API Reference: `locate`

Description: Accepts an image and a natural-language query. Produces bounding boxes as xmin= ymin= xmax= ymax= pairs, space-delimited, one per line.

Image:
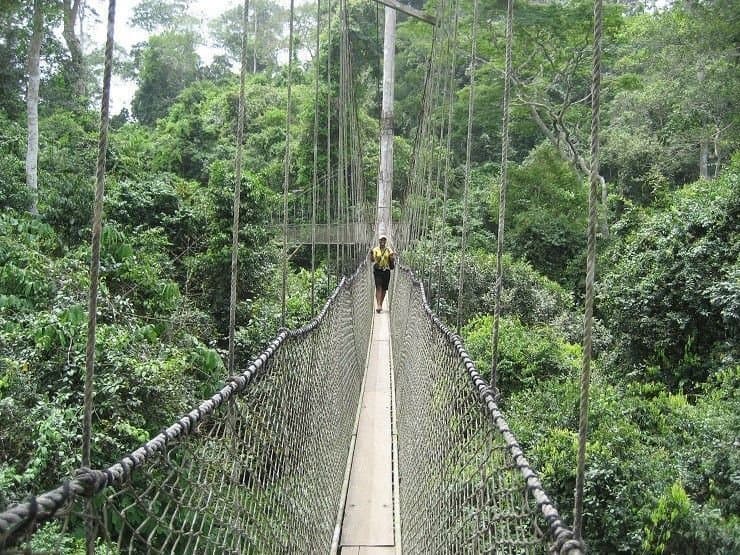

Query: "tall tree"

xmin=25 ymin=0 xmax=43 ymax=215
xmin=495 ymin=0 xmax=623 ymax=232
xmin=208 ymin=0 xmax=286 ymax=74
xmin=0 ymin=1 xmax=32 ymax=119
xmin=129 ymin=0 xmax=197 ymax=33
xmin=131 ymin=31 xmax=201 ymax=125
xmin=62 ymin=0 xmax=85 ymax=97
xmin=603 ymin=0 xmax=740 ymax=195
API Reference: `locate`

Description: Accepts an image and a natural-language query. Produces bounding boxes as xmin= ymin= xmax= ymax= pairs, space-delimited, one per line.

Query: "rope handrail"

xmin=391 ymin=264 xmax=585 ymax=555
xmin=0 ymin=262 xmax=372 ymax=551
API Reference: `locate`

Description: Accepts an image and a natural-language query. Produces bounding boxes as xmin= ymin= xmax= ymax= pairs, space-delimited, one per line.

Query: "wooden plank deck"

xmin=338 ymin=308 xmax=399 ymax=554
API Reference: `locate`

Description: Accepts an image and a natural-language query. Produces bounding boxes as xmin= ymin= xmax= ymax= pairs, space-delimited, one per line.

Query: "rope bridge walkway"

xmin=0 ymin=264 xmax=583 ymax=554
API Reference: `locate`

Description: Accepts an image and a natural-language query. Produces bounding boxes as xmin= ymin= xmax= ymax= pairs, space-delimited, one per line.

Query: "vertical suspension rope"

xmin=456 ymin=0 xmax=478 ymax=330
xmin=83 ymin=1 xmax=115 ymax=552
xmin=228 ymin=0 xmax=250 ymax=373
xmin=436 ymin=0 xmax=459 ymax=314
xmin=491 ymin=0 xmax=514 ymax=395
xmin=574 ymin=0 xmax=603 ymax=540
xmin=83 ymin=0 xmax=115 ymax=473
xmin=339 ymin=0 xmax=350 ymax=274
xmin=326 ymin=0 xmax=333 ymax=289
xmin=311 ymin=0 xmax=321 ymax=316
xmin=282 ymin=0 xmax=296 ymax=327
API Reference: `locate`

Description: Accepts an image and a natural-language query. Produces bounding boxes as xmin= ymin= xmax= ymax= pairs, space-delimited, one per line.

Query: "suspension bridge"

xmin=0 ymin=264 xmax=583 ymax=553
xmin=0 ymin=0 xmax=608 ymax=549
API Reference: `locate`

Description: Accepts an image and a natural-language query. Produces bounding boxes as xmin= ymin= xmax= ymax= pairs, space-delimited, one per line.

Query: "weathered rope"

xmin=435 ymin=0 xmax=459 ymax=314
xmin=491 ymin=0 xmax=514 ymax=396
xmin=574 ymin=0 xmax=602 ymax=540
xmin=82 ymin=0 xmax=115 ymax=474
xmin=228 ymin=0 xmax=250 ymax=373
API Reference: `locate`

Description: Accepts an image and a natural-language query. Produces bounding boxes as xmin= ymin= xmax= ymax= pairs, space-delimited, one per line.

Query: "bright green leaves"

xmin=599 ymin=162 xmax=740 ymax=388
xmin=462 ymin=313 xmax=581 ymax=394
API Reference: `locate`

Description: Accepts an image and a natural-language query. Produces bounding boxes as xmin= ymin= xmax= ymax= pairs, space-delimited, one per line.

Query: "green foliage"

xmin=605 ymin=3 xmax=740 ymax=192
xmin=491 ymin=142 xmax=589 ymax=289
xmin=506 ymin=366 xmax=740 ymax=554
xmin=0 ymin=213 xmax=59 ymax=309
xmin=208 ymin=0 xmax=287 ymax=74
xmin=132 ymin=31 xmax=202 ymax=125
xmin=643 ymin=481 xmax=692 ymax=554
xmin=404 ymin=235 xmax=581 ymax=335
xmin=599 ymin=162 xmax=740 ymax=388
xmin=462 ymin=314 xmax=581 ymax=394
xmin=0 ymin=112 xmax=28 ymax=211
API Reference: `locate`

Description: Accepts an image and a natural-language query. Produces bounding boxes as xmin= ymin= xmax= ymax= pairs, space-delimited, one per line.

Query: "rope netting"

xmin=390 ymin=267 xmax=584 ymax=555
xmin=0 ymin=264 xmax=373 ymax=553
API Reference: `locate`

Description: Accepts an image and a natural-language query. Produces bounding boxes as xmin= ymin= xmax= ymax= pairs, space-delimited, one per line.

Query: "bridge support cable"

xmin=491 ymin=0 xmax=514 ymax=397
xmin=310 ymin=0 xmax=320 ymax=316
xmin=228 ymin=0 xmax=250 ymax=373
xmin=391 ymin=266 xmax=585 ymax=554
xmin=376 ymin=6 xmax=396 ymax=243
xmin=574 ymin=0 xmax=603 ymax=541
xmin=281 ymin=0 xmax=296 ymax=328
xmin=326 ymin=0 xmax=332 ymax=291
xmin=455 ymin=0 xmax=479 ymax=331
xmin=0 ymin=265 xmax=375 ymax=553
xmin=81 ymin=2 xmax=116 ymax=552
xmin=434 ymin=0 xmax=460 ymax=314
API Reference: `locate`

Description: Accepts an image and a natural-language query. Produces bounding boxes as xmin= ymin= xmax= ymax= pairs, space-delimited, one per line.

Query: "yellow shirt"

xmin=372 ymin=246 xmax=394 ymax=270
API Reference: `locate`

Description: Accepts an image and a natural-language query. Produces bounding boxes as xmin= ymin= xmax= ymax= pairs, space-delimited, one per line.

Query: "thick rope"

xmin=228 ymin=0 xmax=250 ymax=373
xmin=281 ymin=0 xmax=296 ymax=327
xmin=456 ymin=0 xmax=478 ymax=330
xmin=82 ymin=2 xmax=115 ymax=551
xmin=574 ymin=0 xmax=603 ymax=540
xmin=491 ymin=0 xmax=514 ymax=396
xmin=83 ymin=0 xmax=115 ymax=472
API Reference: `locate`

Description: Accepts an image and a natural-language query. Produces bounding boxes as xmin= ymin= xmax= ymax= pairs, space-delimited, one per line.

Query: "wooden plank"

xmin=340 ymin=312 xmax=395 ymax=547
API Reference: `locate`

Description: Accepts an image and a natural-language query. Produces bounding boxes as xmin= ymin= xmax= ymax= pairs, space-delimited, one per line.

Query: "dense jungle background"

xmin=0 ymin=0 xmax=738 ymax=552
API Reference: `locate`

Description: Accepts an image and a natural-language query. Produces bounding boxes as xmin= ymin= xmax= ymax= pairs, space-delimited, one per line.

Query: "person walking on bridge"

xmin=370 ymin=235 xmax=395 ymax=313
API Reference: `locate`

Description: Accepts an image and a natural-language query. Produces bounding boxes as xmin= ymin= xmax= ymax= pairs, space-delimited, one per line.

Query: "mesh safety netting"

xmin=390 ymin=267 xmax=582 ymax=555
xmin=0 ymin=264 xmax=373 ymax=554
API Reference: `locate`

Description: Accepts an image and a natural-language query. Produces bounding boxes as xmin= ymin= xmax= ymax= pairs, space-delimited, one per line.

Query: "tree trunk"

xmin=252 ymin=5 xmax=258 ymax=73
xmin=527 ymin=103 xmax=609 ymax=237
xmin=377 ymin=7 xmax=396 ymax=241
xmin=699 ymin=138 xmax=709 ymax=179
xmin=63 ymin=0 xmax=85 ymax=98
xmin=26 ymin=0 xmax=43 ymax=216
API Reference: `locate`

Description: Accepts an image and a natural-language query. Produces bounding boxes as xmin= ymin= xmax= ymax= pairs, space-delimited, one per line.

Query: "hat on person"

xmin=379 ymin=234 xmax=387 ymax=240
